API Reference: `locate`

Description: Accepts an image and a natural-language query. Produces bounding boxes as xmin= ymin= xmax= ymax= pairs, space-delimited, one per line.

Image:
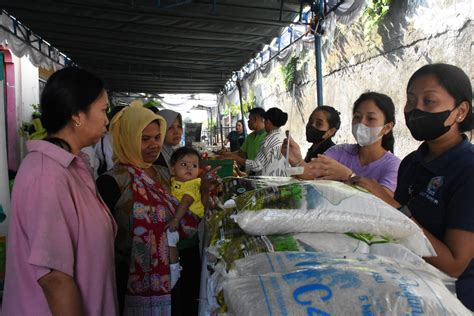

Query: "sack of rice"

xmin=232 ymin=180 xmax=431 ymax=249
xmin=293 ymin=233 xmax=433 ymax=265
xmin=224 ymin=252 xmax=467 ymax=316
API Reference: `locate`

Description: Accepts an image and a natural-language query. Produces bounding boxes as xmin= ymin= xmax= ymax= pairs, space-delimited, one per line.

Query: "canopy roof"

xmin=2 ymin=0 xmax=303 ymax=94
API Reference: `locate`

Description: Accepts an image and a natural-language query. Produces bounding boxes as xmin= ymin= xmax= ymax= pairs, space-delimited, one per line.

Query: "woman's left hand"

xmin=201 ymin=165 xmax=221 ymax=192
xmin=306 ymin=155 xmax=352 ymax=180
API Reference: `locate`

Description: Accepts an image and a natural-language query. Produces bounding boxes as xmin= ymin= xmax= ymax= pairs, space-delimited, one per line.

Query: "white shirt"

xmin=245 ymin=128 xmax=288 ymax=176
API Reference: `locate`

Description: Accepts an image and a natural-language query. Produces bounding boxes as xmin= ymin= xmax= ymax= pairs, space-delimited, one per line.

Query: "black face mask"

xmin=405 ymin=108 xmax=454 ymax=141
xmin=306 ymin=125 xmax=327 ymax=143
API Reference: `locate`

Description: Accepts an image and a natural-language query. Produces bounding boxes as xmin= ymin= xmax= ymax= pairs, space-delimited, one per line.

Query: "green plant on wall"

xmin=143 ymin=99 xmax=162 ymax=109
xmin=223 ymin=102 xmax=241 ymax=116
xmin=241 ymin=91 xmax=256 ymax=113
xmin=223 ymin=91 xmax=256 ymax=117
xmin=363 ymin=0 xmax=391 ymax=39
xmin=31 ymin=103 xmax=42 ymax=118
xmin=19 ymin=103 xmax=46 ymax=140
xmin=281 ymin=56 xmax=300 ymax=91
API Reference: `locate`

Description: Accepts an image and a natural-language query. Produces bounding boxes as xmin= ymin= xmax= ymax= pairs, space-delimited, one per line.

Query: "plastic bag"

xmin=232 ymin=180 xmax=430 ymax=243
xmin=294 ymin=232 xmax=435 ymax=262
xmin=218 ymin=234 xmax=300 ymax=268
xmin=224 ymin=252 xmax=468 ymax=316
xmin=232 ymin=252 xmax=447 ymax=280
xmin=206 ymin=207 xmax=244 ymax=247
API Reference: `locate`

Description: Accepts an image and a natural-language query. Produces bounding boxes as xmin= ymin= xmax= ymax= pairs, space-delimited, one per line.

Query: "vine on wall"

xmin=281 ymin=56 xmax=300 ymax=91
xmin=19 ymin=104 xmax=46 ymax=140
xmin=363 ymin=0 xmax=392 ymax=38
xmin=223 ymin=91 xmax=256 ymax=117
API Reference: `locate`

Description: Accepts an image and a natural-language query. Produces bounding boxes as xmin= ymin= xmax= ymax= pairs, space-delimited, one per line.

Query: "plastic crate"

xmin=201 ymin=159 xmax=234 ymax=178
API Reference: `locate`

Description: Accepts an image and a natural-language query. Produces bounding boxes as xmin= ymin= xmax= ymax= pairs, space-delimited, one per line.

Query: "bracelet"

xmin=347 ymin=172 xmax=356 ymax=180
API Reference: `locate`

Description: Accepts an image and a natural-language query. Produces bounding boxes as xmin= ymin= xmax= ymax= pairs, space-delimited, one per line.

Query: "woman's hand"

xmin=281 ymin=136 xmax=303 ymax=166
xmin=305 ymin=155 xmax=352 ymax=180
xmin=201 ymin=166 xmax=221 ymax=193
xmin=218 ymin=152 xmax=237 ymax=160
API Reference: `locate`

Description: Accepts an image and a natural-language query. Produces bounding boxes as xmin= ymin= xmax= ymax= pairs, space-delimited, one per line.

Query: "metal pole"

xmin=217 ymin=96 xmax=224 ymax=148
xmin=208 ymin=107 xmax=212 ymax=145
xmin=314 ymin=0 xmax=324 ymax=107
xmin=236 ymin=81 xmax=247 ymax=137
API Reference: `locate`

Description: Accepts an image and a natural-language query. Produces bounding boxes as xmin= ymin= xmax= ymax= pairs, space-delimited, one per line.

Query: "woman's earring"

xmin=75 ymin=121 xmax=81 ymax=127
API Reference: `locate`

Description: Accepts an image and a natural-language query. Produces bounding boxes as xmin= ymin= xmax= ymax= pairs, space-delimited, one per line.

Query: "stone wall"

xmin=230 ymin=0 xmax=473 ymax=158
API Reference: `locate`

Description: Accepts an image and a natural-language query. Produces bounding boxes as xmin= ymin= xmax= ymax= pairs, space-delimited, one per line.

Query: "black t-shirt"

xmin=227 ymin=131 xmax=245 ymax=152
xmin=304 ymin=138 xmax=335 ymax=162
xmin=394 ymin=136 xmax=474 ymax=310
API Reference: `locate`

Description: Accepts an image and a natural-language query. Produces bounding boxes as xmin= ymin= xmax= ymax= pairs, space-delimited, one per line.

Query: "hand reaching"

xmin=201 ymin=165 xmax=221 ymax=192
xmin=305 ymin=155 xmax=352 ymax=181
xmin=281 ymin=136 xmax=303 ymax=166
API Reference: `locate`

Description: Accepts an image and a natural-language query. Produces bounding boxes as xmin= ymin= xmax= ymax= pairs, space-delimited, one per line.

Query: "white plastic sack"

xmin=232 ymin=180 xmax=429 ymax=242
xmin=232 ymin=252 xmax=448 ymax=281
xmin=224 ymin=252 xmax=468 ymax=316
xmin=294 ymin=232 xmax=435 ymax=263
xmin=295 ymin=232 xmax=370 ymax=253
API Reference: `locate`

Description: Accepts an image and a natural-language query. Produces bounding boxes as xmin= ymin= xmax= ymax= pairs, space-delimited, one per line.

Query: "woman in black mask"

xmin=303 ymin=106 xmax=341 ymax=162
xmin=355 ymin=63 xmax=474 ymax=311
xmin=282 ymin=106 xmax=340 ymax=164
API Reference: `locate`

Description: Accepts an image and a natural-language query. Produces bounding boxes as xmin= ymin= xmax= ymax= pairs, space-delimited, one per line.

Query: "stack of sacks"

xmin=227 ymin=178 xmax=434 ymax=259
xmin=204 ymin=177 xmax=452 ymax=314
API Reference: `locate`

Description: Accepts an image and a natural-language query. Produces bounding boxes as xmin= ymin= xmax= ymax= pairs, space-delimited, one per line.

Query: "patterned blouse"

xmin=245 ymin=128 xmax=288 ymax=176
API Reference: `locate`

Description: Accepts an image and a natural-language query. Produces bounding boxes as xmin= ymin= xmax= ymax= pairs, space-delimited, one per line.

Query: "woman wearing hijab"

xmin=96 ymin=105 xmax=176 ymax=315
xmin=155 ymin=109 xmax=183 ymax=170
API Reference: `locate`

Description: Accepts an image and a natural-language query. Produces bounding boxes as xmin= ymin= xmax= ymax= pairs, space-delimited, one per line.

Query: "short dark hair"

xmin=41 ymin=67 xmax=104 ymax=134
xmin=248 ymin=107 xmax=265 ymax=118
xmin=170 ymin=146 xmax=201 ymax=166
xmin=353 ymin=92 xmax=396 ymax=153
xmin=407 ymin=63 xmax=472 ymax=132
xmin=312 ymin=105 xmax=341 ymax=130
xmin=264 ymin=107 xmax=288 ymax=127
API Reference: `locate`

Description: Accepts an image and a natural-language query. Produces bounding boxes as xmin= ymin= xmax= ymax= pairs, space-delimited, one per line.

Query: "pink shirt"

xmin=2 ymin=140 xmax=118 ymax=316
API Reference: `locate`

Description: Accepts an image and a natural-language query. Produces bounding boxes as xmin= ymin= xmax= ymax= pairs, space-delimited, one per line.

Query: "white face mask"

xmin=352 ymin=123 xmax=384 ymax=147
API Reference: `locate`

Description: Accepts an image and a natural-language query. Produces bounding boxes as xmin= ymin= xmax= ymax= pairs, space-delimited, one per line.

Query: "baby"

xmin=166 ymin=147 xmax=208 ymax=288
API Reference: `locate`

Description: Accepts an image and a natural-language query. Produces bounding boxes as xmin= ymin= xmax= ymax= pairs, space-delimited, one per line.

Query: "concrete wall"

xmin=13 ymin=54 xmax=40 ymax=161
xmin=233 ymin=0 xmax=473 ymax=158
xmin=0 ymin=52 xmax=39 ymax=235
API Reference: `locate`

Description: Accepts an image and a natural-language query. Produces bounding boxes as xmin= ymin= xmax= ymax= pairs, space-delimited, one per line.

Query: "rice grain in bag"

xmin=233 ymin=180 xmax=426 ymax=241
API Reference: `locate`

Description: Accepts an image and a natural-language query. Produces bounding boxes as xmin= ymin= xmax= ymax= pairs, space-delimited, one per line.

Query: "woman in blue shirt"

xmin=355 ymin=63 xmax=474 ymax=310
